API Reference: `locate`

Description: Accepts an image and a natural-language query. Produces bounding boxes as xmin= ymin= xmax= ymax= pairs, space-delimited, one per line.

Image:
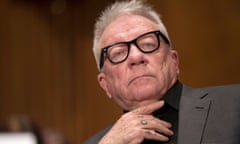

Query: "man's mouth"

xmin=128 ymin=75 xmax=152 ymax=86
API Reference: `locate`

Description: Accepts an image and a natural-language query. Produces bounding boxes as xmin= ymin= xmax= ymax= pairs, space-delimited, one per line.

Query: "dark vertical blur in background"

xmin=0 ymin=0 xmax=239 ymax=143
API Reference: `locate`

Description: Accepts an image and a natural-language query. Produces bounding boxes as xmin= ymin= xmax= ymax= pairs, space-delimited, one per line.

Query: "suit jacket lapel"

xmin=178 ymin=85 xmax=211 ymax=144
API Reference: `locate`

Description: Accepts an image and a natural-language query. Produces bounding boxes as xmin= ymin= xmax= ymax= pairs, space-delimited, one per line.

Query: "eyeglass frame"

xmin=99 ymin=30 xmax=170 ymax=69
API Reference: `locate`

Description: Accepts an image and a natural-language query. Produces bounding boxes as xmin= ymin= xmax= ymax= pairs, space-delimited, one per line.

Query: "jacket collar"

xmin=178 ymin=84 xmax=211 ymax=144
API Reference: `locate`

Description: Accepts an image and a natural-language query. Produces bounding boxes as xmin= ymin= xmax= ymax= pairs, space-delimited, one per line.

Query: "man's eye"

xmin=141 ymin=43 xmax=156 ymax=50
xmin=109 ymin=47 xmax=128 ymax=61
xmin=112 ymin=51 xmax=124 ymax=57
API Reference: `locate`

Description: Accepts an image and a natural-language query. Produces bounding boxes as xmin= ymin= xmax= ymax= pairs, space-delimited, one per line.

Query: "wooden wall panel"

xmin=0 ymin=0 xmax=239 ymax=143
xmin=151 ymin=0 xmax=240 ymax=86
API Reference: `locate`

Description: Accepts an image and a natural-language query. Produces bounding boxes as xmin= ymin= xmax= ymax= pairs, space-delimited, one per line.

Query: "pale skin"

xmin=99 ymin=101 xmax=173 ymax=144
xmin=97 ymin=14 xmax=180 ymax=143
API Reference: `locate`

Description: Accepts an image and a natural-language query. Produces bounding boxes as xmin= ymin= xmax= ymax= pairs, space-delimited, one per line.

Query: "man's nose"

xmin=127 ymin=45 xmax=146 ymax=67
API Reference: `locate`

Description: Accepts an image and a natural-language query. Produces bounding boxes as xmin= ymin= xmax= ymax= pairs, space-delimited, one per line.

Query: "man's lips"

xmin=128 ymin=75 xmax=152 ymax=86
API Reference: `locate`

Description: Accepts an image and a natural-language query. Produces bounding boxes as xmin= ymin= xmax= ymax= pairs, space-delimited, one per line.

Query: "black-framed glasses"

xmin=99 ymin=30 xmax=170 ymax=69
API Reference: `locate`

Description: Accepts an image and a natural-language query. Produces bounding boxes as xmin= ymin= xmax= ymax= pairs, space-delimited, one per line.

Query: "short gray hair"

xmin=93 ymin=0 xmax=171 ymax=70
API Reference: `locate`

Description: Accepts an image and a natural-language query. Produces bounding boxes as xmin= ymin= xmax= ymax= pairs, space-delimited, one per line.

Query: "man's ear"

xmin=97 ymin=73 xmax=112 ymax=99
xmin=171 ymin=50 xmax=180 ymax=75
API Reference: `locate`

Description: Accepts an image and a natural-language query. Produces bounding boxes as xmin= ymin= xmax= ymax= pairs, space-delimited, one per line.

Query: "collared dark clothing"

xmin=142 ymin=80 xmax=182 ymax=144
xmin=84 ymin=83 xmax=240 ymax=144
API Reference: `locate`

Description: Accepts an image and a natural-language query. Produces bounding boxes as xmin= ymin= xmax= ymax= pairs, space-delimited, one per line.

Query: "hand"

xmin=98 ymin=101 xmax=174 ymax=144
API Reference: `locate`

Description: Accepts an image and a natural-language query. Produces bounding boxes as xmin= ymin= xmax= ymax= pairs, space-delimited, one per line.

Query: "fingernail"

xmin=159 ymin=100 xmax=164 ymax=105
xmin=170 ymin=130 xmax=174 ymax=136
xmin=167 ymin=122 xmax=172 ymax=128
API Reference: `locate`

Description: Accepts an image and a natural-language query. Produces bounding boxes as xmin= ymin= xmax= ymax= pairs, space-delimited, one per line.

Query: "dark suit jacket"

xmin=84 ymin=84 xmax=240 ymax=144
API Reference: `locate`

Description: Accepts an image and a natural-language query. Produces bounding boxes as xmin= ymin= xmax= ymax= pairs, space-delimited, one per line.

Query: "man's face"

xmin=97 ymin=14 xmax=179 ymax=111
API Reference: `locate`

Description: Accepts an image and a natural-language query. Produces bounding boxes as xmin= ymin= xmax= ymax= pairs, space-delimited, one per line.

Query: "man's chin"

xmin=131 ymin=86 xmax=161 ymax=99
xmin=128 ymin=99 xmax=160 ymax=111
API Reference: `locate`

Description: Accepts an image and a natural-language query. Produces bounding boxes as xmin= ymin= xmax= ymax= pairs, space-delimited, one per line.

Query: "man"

xmin=84 ymin=0 xmax=240 ymax=143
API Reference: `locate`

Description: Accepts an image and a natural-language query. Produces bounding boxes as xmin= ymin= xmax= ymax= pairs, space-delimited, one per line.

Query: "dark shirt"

xmin=142 ymin=80 xmax=182 ymax=144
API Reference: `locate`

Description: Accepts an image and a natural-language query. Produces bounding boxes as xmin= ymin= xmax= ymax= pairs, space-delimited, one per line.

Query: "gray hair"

xmin=93 ymin=0 xmax=171 ymax=70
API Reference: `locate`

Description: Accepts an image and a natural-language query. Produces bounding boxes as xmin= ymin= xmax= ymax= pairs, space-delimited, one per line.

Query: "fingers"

xmin=130 ymin=100 xmax=174 ymax=138
xmin=143 ymin=129 xmax=170 ymax=142
xmin=99 ymin=101 xmax=173 ymax=143
xmin=131 ymin=100 xmax=165 ymax=115
xmin=138 ymin=115 xmax=173 ymax=137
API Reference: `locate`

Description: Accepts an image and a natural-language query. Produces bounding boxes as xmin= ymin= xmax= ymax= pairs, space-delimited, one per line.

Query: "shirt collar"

xmin=162 ymin=80 xmax=182 ymax=111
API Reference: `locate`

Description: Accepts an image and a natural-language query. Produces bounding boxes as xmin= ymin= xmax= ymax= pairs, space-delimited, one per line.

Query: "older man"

xmin=84 ymin=0 xmax=240 ymax=144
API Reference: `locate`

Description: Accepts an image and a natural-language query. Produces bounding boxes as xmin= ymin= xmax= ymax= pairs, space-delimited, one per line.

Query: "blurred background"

xmin=0 ymin=0 xmax=240 ymax=143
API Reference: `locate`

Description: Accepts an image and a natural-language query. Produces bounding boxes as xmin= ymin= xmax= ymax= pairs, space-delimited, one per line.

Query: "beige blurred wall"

xmin=0 ymin=0 xmax=239 ymax=143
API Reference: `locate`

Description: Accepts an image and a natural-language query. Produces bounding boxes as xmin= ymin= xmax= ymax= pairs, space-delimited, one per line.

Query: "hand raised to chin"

xmin=99 ymin=101 xmax=174 ymax=144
